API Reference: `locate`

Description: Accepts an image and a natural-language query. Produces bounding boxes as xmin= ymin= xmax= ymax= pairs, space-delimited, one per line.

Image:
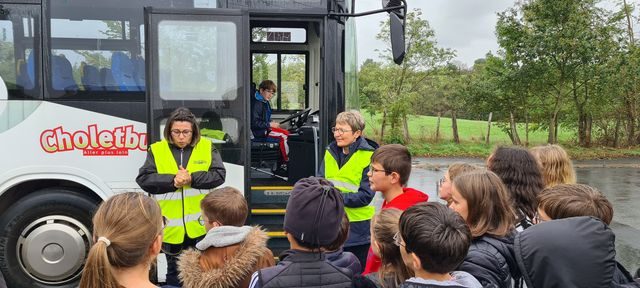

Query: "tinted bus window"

xmin=0 ymin=4 xmax=42 ymax=100
xmin=157 ymin=20 xmax=238 ymax=101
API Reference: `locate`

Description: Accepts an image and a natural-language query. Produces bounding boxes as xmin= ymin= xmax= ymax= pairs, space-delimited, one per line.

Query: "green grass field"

xmin=361 ymin=112 xmax=640 ymax=159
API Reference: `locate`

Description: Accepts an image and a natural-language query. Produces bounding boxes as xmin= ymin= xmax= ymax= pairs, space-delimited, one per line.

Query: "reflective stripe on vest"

xmin=324 ymin=149 xmax=375 ymax=222
xmin=151 ymin=139 xmax=212 ymax=244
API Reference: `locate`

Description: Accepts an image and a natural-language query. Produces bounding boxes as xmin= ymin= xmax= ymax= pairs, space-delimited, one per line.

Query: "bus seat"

xmin=80 ymin=62 xmax=102 ymax=91
xmin=101 ymin=68 xmax=117 ymax=91
xmin=51 ymin=55 xmax=78 ymax=93
xmin=132 ymin=56 xmax=145 ymax=90
xmin=111 ymin=52 xmax=140 ymax=91
xmin=251 ymin=138 xmax=281 ymax=167
xmin=16 ymin=59 xmax=33 ymax=89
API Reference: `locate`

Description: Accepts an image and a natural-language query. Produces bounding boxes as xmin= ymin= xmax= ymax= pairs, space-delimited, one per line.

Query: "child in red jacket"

xmin=363 ymin=144 xmax=428 ymax=274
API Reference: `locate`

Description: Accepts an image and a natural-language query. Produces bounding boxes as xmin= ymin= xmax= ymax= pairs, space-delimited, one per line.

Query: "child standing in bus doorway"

xmin=318 ymin=110 xmax=378 ymax=268
xmin=79 ymin=192 xmax=164 ymax=288
xmin=136 ymin=107 xmax=226 ymax=287
xmin=251 ymin=80 xmax=289 ymax=174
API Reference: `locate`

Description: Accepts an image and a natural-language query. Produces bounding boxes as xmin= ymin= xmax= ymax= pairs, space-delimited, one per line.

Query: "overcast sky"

xmin=353 ymin=0 xmax=631 ymax=68
xmin=354 ymin=0 xmax=514 ymax=67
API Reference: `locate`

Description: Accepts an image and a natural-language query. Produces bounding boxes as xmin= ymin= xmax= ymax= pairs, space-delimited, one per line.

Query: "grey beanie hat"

xmin=284 ymin=177 xmax=345 ymax=247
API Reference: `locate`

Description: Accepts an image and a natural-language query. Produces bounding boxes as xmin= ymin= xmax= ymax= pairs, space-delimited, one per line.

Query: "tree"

xmin=496 ymin=0 xmax=624 ymax=145
xmin=373 ymin=9 xmax=454 ymax=144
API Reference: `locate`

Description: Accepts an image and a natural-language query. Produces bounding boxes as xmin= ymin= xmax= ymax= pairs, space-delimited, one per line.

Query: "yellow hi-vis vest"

xmin=324 ymin=149 xmax=375 ymax=222
xmin=151 ymin=139 xmax=212 ymax=244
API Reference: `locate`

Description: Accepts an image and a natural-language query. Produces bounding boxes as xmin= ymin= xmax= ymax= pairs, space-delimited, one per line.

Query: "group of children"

xmin=79 ymin=137 xmax=640 ymax=287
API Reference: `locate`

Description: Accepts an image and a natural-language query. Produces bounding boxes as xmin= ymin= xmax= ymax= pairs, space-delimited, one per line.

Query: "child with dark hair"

xmin=325 ymin=214 xmax=363 ymax=275
xmin=178 ymin=187 xmax=274 ymax=288
xmin=487 ymin=146 xmax=544 ymax=230
xmin=398 ymin=203 xmax=480 ymax=288
xmin=249 ymin=177 xmax=353 ymax=288
xmin=363 ymin=144 xmax=428 ymax=275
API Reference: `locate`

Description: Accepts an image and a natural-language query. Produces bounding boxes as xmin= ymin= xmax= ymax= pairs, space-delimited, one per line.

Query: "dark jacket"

xmin=399 ymin=273 xmax=482 ymax=288
xmin=326 ymin=249 xmax=362 ymax=276
xmin=515 ymin=216 xmax=640 ymax=288
xmin=458 ymin=233 xmax=519 ymax=288
xmin=318 ymin=136 xmax=378 ymax=247
xmin=252 ymin=250 xmax=353 ymax=288
xmin=352 ymin=273 xmax=399 ymax=288
xmin=136 ymin=140 xmax=226 ymax=194
xmin=251 ymin=91 xmax=272 ymax=139
xmin=178 ymin=226 xmax=274 ymax=288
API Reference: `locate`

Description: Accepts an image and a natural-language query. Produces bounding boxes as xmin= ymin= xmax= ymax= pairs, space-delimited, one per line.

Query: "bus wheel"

xmin=0 ymin=188 xmax=97 ymax=288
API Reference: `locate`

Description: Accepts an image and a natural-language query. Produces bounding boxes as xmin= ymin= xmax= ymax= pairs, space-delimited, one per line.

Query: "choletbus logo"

xmin=40 ymin=124 xmax=148 ymax=156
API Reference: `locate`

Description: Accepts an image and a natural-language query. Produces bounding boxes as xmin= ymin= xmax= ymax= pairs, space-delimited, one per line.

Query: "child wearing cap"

xmin=249 ymin=177 xmax=353 ymax=288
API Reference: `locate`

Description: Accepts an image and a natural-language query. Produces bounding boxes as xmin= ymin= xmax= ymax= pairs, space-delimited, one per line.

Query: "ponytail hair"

xmin=80 ymin=192 xmax=163 ymax=288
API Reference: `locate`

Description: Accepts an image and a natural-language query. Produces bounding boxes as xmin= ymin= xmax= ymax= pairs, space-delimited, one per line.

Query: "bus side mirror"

xmin=382 ymin=0 xmax=406 ymax=64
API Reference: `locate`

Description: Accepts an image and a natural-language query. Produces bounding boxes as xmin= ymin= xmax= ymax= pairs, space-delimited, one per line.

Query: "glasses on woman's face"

xmin=393 ymin=231 xmax=405 ymax=247
xmin=171 ymin=129 xmax=192 ymax=137
xmin=331 ymin=127 xmax=353 ymax=135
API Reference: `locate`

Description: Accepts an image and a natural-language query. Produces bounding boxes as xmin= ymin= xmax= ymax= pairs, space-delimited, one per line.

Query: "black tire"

xmin=0 ymin=188 xmax=97 ymax=288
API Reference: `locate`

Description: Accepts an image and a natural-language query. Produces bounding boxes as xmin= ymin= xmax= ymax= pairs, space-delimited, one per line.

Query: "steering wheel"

xmin=279 ymin=108 xmax=312 ymax=131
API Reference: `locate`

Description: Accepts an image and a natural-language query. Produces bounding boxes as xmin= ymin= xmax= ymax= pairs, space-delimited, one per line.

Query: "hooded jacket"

xmin=318 ymin=136 xmax=379 ymax=247
xmin=178 ymin=226 xmax=275 ymax=288
xmin=457 ymin=233 xmax=519 ymax=288
xmin=363 ymin=187 xmax=429 ymax=275
xmin=326 ymin=248 xmax=363 ymax=276
xmin=514 ymin=216 xmax=640 ymax=288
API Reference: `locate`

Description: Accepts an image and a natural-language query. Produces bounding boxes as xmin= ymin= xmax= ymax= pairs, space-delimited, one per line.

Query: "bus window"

xmin=252 ymin=52 xmax=307 ymax=111
xmin=51 ymin=19 xmax=129 ymax=39
xmin=157 ymin=20 xmax=238 ymax=101
xmin=0 ymin=4 xmax=42 ymax=100
xmin=281 ymin=54 xmax=307 ymax=110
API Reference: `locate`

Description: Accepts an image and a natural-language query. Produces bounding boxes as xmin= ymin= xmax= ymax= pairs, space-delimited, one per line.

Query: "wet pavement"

xmin=408 ymin=157 xmax=640 ymax=273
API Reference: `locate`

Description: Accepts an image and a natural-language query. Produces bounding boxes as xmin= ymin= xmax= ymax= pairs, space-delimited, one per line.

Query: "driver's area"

xmin=248 ymin=20 xmax=322 ymax=255
xmin=249 ymin=21 xmax=321 ymax=186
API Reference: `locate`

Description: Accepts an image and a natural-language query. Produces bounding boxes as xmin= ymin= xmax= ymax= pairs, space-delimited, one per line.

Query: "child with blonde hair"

xmin=80 ymin=192 xmax=164 ymax=288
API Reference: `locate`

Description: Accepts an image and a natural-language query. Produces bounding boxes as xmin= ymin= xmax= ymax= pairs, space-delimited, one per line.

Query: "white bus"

xmin=0 ymin=0 xmax=406 ymax=287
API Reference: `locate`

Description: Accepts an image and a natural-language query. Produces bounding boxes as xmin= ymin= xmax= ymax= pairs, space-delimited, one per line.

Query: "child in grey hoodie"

xmin=398 ymin=203 xmax=481 ymax=288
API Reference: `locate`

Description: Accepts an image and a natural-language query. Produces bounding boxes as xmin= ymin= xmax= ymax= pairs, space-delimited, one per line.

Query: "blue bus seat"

xmin=101 ymin=68 xmax=117 ymax=91
xmin=111 ymin=52 xmax=140 ymax=91
xmin=51 ymin=55 xmax=78 ymax=93
xmin=16 ymin=59 xmax=33 ymax=89
xmin=132 ymin=56 xmax=145 ymax=90
xmin=80 ymin=62 xmax=102 ymax=91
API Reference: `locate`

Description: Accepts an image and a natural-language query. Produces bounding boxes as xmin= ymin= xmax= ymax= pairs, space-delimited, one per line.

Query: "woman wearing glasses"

xmin=136 ymin=107 xmax=226 ymax=287
xmin=318 ymin=110 xmax=378 ymax=267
